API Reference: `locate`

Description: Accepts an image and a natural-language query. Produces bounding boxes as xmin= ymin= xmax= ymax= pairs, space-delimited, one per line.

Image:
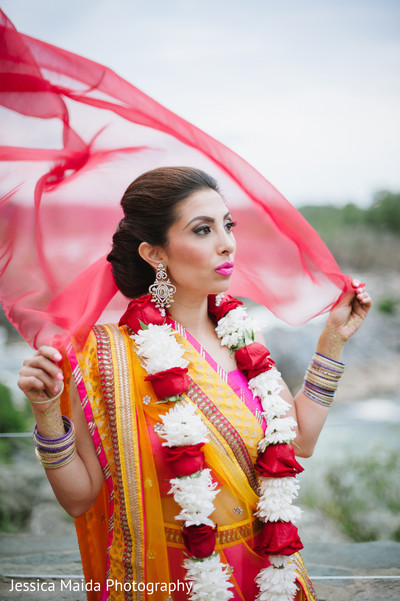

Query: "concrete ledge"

xmin=302 ymin=541 xmax=400 ymax=601
xmin=1 ymin=535 xmax=400 ymax=600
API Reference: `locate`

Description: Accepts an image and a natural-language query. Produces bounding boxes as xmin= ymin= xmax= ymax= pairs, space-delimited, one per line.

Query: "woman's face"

xmin=162 ymin=188 xmax=236 ymax=299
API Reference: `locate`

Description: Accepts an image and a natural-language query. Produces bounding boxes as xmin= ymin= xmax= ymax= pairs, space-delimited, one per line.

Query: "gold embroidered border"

xmin=94 ymin=325 xmax=132 ymax=592
xmin=94 ymin=325 xmax=136 ymax=600
xmin=107 ymin=324 xmax=146 ymax=601
xmin=186 ymin=379 xmax=260 ymax=494
xmin=292 ymin=553 xmax=319 ymax=601
xmin=165 ymin=518 xmax=263 ymax=547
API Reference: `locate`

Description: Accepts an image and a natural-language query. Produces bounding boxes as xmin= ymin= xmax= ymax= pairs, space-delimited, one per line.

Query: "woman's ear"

xmin=138 ymin=242 xmax=167 ymax=270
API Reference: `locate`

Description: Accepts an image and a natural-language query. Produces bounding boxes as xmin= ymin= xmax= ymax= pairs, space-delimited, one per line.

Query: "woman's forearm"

xmin=290 ymin=328 xmax=346 ymax=457
xmin=292 ymin=390 xmax=330 ymax=457
xmin=31 ymin=394 xmax=104 ymax=517
xmin=316 ymin=324 xmax=346 ymax=362
xmin=19 ymin=346 xmax=105 ymax=517
xmin=44 ymin=449 xmax=104 ymax=518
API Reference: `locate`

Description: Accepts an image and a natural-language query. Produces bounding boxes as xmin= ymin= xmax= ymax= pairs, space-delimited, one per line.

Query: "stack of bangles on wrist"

xmin=33 ymin=416 xmax=76 ymax=469
xmin=302 ymin=352 xmax=345 ymax=407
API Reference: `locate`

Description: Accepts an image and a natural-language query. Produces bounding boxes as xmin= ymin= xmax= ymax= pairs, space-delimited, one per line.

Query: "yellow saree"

xmin=64 ymin=323 xmax=317 ymax=601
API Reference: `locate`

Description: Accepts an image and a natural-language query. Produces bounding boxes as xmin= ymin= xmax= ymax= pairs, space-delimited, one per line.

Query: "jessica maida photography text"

xmin=8 ymin=577 xmax=193 ymax=596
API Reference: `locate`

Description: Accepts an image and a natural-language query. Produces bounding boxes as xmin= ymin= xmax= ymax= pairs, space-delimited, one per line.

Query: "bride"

xmin=18 ymin=166 xmax=371 ymax=601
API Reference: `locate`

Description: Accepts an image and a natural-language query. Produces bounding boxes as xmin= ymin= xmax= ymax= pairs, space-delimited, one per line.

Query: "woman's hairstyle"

xmin=107 ymin=166 xmax=220 ymax=298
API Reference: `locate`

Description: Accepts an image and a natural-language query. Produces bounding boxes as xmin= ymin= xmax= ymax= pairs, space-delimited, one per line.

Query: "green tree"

xmin=342 ymin=202 xmax=364 ymax=226
xmin=0 ymin=382 xmax=32 ymax=462
xmin=0 ymin=382 xmax=27 ymax=433
xmin=367 ymin=191 xmax=400 ymax=233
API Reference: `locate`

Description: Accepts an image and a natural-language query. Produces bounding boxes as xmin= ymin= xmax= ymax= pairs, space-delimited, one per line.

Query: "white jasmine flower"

xmin=255 ymin=561 xmax=298 ymax=601
xmin=184 ymin=554 xmax=234 ymax=601
xmin=258 ymin=417 xmax=297 ymax=451
xmin=219 ymin=329 xmax=242 ymax=349
xmin=260 ymin=393 xmax=291 ymax=421
xmin=256 ymin=477 xmax=302 ymax=523
xmin=169 ymin=469 xmax=219 ymax=526
xmin=132 ymin=323 xmax=189 ymax=374
xmin=268 ymin=555 xmax=289 ymax=568
xmin=158 ymin=402 xmax=209 ymax=447
xmin=248 ymin=369 xmax=283 ymax=397
xmin=249 ymin=371 xmax=291 ymax=420
xmin=215 ymin=307 xmax=258 ymax=349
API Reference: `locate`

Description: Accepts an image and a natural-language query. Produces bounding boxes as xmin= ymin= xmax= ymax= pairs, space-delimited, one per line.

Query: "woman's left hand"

xmin=325 ymin=279 xmax=372 ymax=343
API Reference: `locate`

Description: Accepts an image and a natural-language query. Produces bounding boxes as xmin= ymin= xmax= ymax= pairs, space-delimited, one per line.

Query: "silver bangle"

xmin=30 ymin=382 xmax=65 ymax=405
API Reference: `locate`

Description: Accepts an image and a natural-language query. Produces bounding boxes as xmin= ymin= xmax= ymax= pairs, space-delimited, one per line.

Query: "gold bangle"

xmin=36 ymin=447 xmax=76 ymax=470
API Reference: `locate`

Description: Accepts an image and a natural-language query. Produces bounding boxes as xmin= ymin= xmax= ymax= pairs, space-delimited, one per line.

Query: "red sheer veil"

xmin=0 ymin=11 xmax=352 ymax=349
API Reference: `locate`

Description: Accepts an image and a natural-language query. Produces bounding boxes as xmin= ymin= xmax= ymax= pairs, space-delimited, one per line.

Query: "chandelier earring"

xmin=148 ymin=263 xmax=176 ymax=317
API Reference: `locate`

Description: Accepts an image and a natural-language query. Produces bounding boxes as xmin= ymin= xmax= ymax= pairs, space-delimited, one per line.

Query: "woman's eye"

xmin=193 ymin=225 xmax=211 ymax=235
xmin=225 ymin=220 xmax=237 ymax=232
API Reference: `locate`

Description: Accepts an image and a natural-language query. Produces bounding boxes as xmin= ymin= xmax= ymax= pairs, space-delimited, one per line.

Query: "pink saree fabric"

xmin=0 ymin=10 xmax=352 ymax=348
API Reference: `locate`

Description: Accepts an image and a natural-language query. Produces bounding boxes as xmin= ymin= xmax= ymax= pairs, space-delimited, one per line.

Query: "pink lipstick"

xmin=215 ymin=261 xmax=234 ymax=277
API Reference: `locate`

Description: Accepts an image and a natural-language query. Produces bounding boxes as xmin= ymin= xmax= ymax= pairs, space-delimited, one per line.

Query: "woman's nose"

xmin=218 ymin=228 xmax=236 ymax=256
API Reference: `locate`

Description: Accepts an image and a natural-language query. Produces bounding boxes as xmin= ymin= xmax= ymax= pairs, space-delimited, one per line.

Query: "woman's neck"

xmin=168 ymin=293 xmax=214 ymax=340
xmin=168 ymin=291 xmax=238 ymax=372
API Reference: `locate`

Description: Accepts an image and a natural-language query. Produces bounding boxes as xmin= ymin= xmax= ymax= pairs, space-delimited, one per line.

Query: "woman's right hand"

xmin=18 ymin=346 xmax=64 ymax=409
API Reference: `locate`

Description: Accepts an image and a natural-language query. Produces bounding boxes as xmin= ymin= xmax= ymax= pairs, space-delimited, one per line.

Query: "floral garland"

xmin=120 ymin=293 xmax=304 ymax=601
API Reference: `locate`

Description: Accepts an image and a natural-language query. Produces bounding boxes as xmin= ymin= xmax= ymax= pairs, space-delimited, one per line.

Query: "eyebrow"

xmin=184 ymin=211 xmax=232 ymax=229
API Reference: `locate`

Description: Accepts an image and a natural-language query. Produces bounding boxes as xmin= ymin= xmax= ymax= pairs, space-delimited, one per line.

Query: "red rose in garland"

xmin=163 ymin=443 xmax=206 ymax=476
xmin=255 ymin=521 xmax=304 ymax=557
xmin=145 ymin=366 xmax=189 ymax=400
xmin=208 ymin=294 xmax=243 ymax=322
xmin=119 ymin=293 xmax=165 ymax=331
xmin=256 ymin=444 xmax=304 ymax=478
xmin=235 ymin=342 xmax=276 ymax=380
xmin=182 ymin=524 xmax=218 ymax=559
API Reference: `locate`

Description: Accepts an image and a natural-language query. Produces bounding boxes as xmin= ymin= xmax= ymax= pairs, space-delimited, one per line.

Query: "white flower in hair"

xmin=255 ymin=559 xmax=298 ymax=601
xmin=132 ymin=323 xmax=189 ymax=374
xmin=183 ymin=554 xmax=235 ymax=601
xmin=258 ymin=417 xmax=297 ymax=451
xmin=169 ymin=469 xmax=219 ymax=526
xmin=256 ymin=477 xmax=302 ymax=523
xmin=157 ymin=402 xmax=209 ymax=447
xmin=215 ymin=307 xmax=258 ymax=349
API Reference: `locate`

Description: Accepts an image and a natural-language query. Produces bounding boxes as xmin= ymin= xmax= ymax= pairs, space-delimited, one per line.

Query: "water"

xmin=309 ymin=396 xmax=400 ymax=463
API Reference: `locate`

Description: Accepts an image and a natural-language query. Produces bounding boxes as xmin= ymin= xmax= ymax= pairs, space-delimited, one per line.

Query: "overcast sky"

xmin=2 ymin=0 xmax=400 ymax=207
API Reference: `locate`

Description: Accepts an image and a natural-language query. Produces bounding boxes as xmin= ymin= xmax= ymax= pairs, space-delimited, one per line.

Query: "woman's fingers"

xmin=352 ymin=279 xmax=371 ymax=306
xmin=357 ymin=291 xmax=371 ymax=305
xmin=19 ymin=365 xmax=62 ymax=395
xmin=33 ymin=345 xmax=62 ymax=365
xmin=18 ymin=346 xmax=64 ymax=400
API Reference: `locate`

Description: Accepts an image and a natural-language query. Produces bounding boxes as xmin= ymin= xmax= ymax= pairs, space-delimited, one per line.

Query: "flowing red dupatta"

xmin=0 ymin=10 xmax=352 ymax=350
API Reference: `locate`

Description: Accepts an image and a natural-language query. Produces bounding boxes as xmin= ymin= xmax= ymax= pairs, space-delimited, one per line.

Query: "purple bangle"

xmin=33 ymin=416 xmax=73 ymax=444
xmin=34 ymin=440 xmax=74 ymax=453
xmin=315 ymin=352 xmax=345 ymax=367
xmin=304 ymin=382 xmax=335 ymax=396
xmin=313 ymin=361 xmax=343 ymax=374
